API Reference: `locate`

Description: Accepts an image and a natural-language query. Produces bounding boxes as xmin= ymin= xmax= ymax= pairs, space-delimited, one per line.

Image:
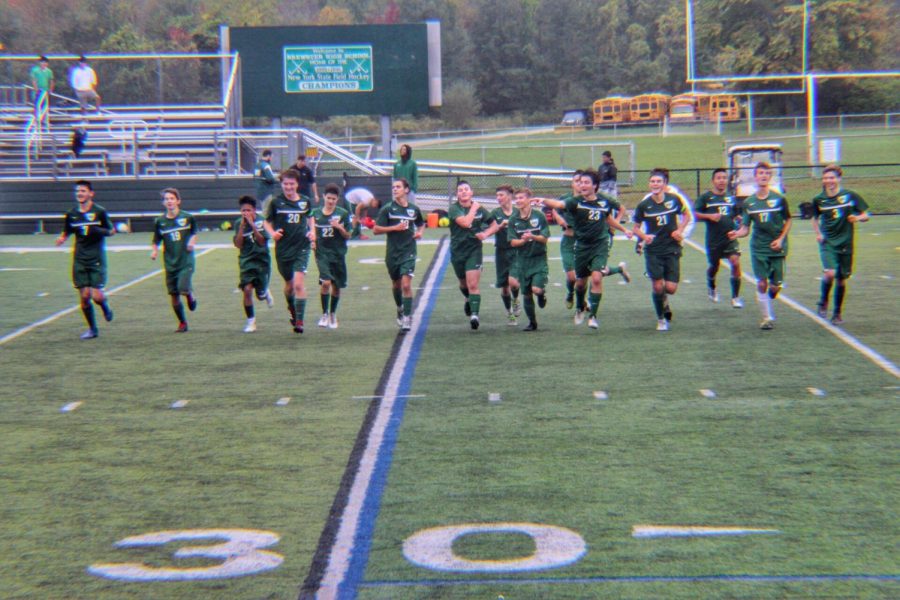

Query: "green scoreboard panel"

xmin=230 ymin=24 xmax=431 ymax=118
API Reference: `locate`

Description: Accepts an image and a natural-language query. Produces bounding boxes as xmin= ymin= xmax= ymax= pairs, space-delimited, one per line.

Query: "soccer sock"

xmin=174 ymin=302 xmax=187 ymax=324
xmin=606 ymin=265 xmax=622 ymax=276
xmin=707 ymin=266 xmax=718 ymax=290
xmin=730 ymin=277 xmax=741 ymax=298
xmin=575 ymin=287 xmax=586 ymax=311
xmin=244 ymin=304 xmax=254 ymax=319
xmin=392 ymin=287 xmax=403 ymax=309
xmin=757 ymin=291 xmax=772 ymax=320
xmin=834 ymin=283 xmax=846 ymax=314
xmin=565 ymin=279 xmax=575 ymax=297
xmin=588 ymin=292 xmax=602 ymax=317
xmin=536 ymin=291 xmax=546 ymax=308
xmin=293 ymin=298 xmax=306 ymax=322
xmin=459 ymin=287 xmax=470 ymax=299
xmin=330 ymin=295 xmax=340 ymax=314
xmin=469 ymin=293 xmax=481 ymax=315
xmin=81 ymin=302 xmax=97 ymax=331
xmin=819 ymin=279 xmax=833 ymax=308
xmin=287 ymin=295 xmax=296 ymax=318
xmin=501 ymin=292 xmax=512 ymax=312
xmin=320 ymin=293 xmax=330 ymax=313
xmin=402 ymin=296 xmax=413 ymax=317
xmin=652 ymin=292 xmax=665 ymax=319
xmin=768 ymin=288 xmax=779 ymax=300
xmin=511 ymin=287 xmax=520 ymax=301
xmin=523 ymin=293 xmax=536 ymax=324
xmin=351 ymin=222 xmax=362 ymax=237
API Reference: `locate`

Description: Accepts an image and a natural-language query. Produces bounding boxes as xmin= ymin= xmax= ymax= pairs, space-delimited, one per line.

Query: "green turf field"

xmin=0 ymin=217 xmax=897 ymax=599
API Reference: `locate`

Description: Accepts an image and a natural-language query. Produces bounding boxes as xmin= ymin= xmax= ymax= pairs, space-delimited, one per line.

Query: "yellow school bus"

xmin=668 ymin=92 xmax=710 ymax=122
xmin=709 ymin=94 xmax=740 ymax=121
xmin=628 ymin=93 xmax=671 ymax=123
xmin=592 ymin=96 xmax=630 ymax=124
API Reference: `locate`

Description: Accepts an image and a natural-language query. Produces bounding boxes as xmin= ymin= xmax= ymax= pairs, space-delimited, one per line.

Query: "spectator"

xmin=598 ymin=150 xmax=618 ymax=198
xmin=70 ymin=55 xmax=101 ymax=114
xmin=253 ymin=150 xmax=277 ymax=208
xmin=392 ymin=144 xmax=419 ymax=201
xmin=293 ymin=155 xmax=319 ymax=206
xmin=29 ymin=55 xmax=54 ymax=118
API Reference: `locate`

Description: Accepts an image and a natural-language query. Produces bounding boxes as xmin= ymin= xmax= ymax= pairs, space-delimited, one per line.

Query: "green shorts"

xmin=560 ymin=234 xmax=576 ymax=273
xmin=644 ymin=249 xmax=681 ymax=283
xmin=276 ymin=247 xmax=311 ymax=281
xmin=495 ymin=246 xmax=514 ymax=287
xmin=819 ymin=244 xmax=853 ymax=279
xmin=707 ymin=240 xmax=740 ymax=266
xmin=519 ymin=261 xmax=549 ymax=291
xmin=72 ymin=258 xmax=107 ymax=289
xmin=574 ymin=244 xmax=610 ymax=279
xmin=316 ymin=253 xmax=348 ymax=289
xmin=386 ymin=254 xmax=417 ymax=281
xmin=166 ymin=265 xmax=194 ymax=295
xmin=751 ymin=253 xmax=786 ymax=286
xmin=451 ymin=246 xmax=483 ymax=280
xmin=239 ymin=258 xmax=271 ymax=291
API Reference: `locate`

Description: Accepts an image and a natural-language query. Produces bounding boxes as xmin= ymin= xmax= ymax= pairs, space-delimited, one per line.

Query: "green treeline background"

xmin=2 ymin=0 xmax=898 ymax=128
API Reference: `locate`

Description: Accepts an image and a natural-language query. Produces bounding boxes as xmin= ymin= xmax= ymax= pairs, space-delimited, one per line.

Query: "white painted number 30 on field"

xmin=87 ymin=529 xmax=283 ymax=581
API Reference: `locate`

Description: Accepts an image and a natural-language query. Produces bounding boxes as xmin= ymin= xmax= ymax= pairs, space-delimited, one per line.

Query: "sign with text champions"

xmin=229 ymin=23 xmax=440 ymax=118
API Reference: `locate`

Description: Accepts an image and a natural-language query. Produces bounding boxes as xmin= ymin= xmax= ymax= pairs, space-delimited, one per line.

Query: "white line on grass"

xmin=317 ymin=240 xmax=450 ymax=600
xmin=60 ymin=401 xmax=83 ymax=413
xmin=684 ymin=239 xmax=900 ymax=380
xmin=0 ymin=248 xmax=216 ymax=347
xmin=632 ymin=525 xmax=780 ymax=538
xmin=350 ymin=394 xmax=427 ymax=400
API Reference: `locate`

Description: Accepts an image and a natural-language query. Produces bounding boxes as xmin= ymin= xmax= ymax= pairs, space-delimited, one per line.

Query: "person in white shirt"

xmin=344 ymin=187 xmax=380 ymax=240
xmin=70 ymin=55 xmax=100 ymax=113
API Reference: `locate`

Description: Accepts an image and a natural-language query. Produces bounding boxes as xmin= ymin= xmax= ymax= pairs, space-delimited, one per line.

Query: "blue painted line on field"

xmin=359 ymin=573 xmax=900 ymax=588
xmin=339 ymin=243 xmax=451 ymax=599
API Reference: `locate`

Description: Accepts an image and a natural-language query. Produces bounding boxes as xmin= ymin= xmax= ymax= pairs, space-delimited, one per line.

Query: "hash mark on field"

xmin=593 ymin=391 xmax=608 ymax=400
xmin=700 ymin=389 xmax=717 ymax=398
xmin=276 ymin=397 xmax=291 ymax=406
xmin=632 ymin=525 xmax=780 ymax=538
xmin=170 ymin=400 xmax=189 ymax=409
xmin=807 ymin=387 xmax=827 ymax=397
xmin=60 ymin=401 xmax=83 ymax=413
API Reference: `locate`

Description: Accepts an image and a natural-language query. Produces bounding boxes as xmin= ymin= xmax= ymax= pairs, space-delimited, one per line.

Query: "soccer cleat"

xmin=565 ymin=294 xmax=574 ymax=310
xmin=618 ymin=262 xmax=631 ymax=283
xmin=574 ymin=310 xmax=585 ymax=325
xmin=400 ymin=315 xmax=412 ymax=332
xmin=759 ymin=319 xmax=775 ymax=330
xmin=522 ymin=322 xmax=538 ymax=331
xmin=101 ymin=304 xmax=114 ymax=322
xmin=328 ymin=314 xmax=339 ymax=329
xmin=318 ymin=313 xmax=329 ymax=328
xmin=816 ymin=303 xmax=827 ymax=318
xmin=264 ymin=289 xmax=274 ymax=308
xmin=175 ymin=322 xmax=189 ymax=333
xmin=731 ymin=297 xmax=744 ymax=309
xmin=464 ymin=301 xmax=472 ymax=316
xmin=396 ymin=307 xmax=404 ymax=327
xmin=80 ymin=328 xmax=99 ymax=340
xmin=512 ymin=300 xmax=521 ymax=317
xmin=588 ymin=316 xmax=599 ymax=329
xmin=470 ymin=315 xmax=480 ymax=330
xmin=243 ymin=319 xmax=257 ymax=333
xmin=507 ymin=312 xmax=517 ymax=326
xmin=293 ymin=319 xmax=304 ymax=334
xmin=663 ymin=302 xmax=673 ymax=322
xmin=187 ymin=295 xmax=198 ymax=312
xmin=830 ymin=314 xmax=844 ymax=326
xmin=708 ymin=288 xmax=720 ymax=303
xmin=537 ymin=294 xmax=547 ymax=309
xmin=656 ymin=319 xmax=669 ymax=331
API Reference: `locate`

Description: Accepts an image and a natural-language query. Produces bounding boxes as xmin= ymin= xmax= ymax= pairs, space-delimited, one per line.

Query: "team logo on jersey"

xmin=665 ymin=201 xmax=674 ymax=209
xmin=85 ymin=213 xmax=95 ymax=221
xmin=530 ymin=218 xmax=539 ymax=227
xmin=299 ymin=202 xmax=308 ymax=210
xmin=177 ymin=217 xmax=187 ymax=226
xmin=407 ymin=209 xmax=415 ymax=217
xmin=767 ymin=200 xmax=778 ymax=208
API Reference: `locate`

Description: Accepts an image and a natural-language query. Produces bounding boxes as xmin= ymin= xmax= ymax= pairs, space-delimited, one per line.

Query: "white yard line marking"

xmin=350 ymin=394 xmax=427 ymax=400
xmin=685 ymin=239 xmax=899 ymax=379
xmin=170 ymin=400 xmax=189 ymax=409
xmin=60 ymin=401 xmax=83 ymax=413
xmin=0 ymin=248 xmax=216 ymax=347
xmin=632 ymin=525 xmax=780 ymax=538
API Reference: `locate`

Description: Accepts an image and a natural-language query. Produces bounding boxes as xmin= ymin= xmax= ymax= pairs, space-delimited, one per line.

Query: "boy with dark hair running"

xmin=233 ymin=196 xmax=273 ymax=333
xmin=508 ymin=188 xmax=550 ymax=331
xmin=694 ymin=168 xmax=744 ymax=307
xmin=312 ymin=183 xmax=352 ymax=329
xmin=55 ymin=180 xmax=114 ymax=339
xmin=488 ymin=185 xmax=520 ymax=325
xmin=449 ymin=180 xmax=495 ymax=330
xmin=151 ymin=188 xmax=198 ymax=332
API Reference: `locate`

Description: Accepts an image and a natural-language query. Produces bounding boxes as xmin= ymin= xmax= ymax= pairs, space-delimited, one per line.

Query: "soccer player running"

xmin=694 ymin=168 xmax=744 ymax=308
xmin=508 ymin=188 xmax=550 ymax=331
xmin=550 ymin=171 xmax=581 ymax=311
xmin=233 ymin=196 xmax=273 ymax=333
xmin=810 ymin=164 xmax=869 ymax=325
xmin=312 ymin=183 xmax=352 ymax=330
xmin=373 ymin=178 xmax=425 ymax=332
xmin=733 ymin=162 xmax=791 ymax=330
xmin=540 ymin=170 xmax=631 ymax=330
xmin=448 ymin=180 xmax=495 ymax=330
xmin=483 ymin=185 xmax=521 ymax=325
xmin=55 ymin=180 xmax=114 ymax=339
xmin=631 ymin=169 xmax=692 ymax=332
xmin=151 ymin=188 xmax=198 ymax=332
xmin=263 ymin=169 xmax=316 ymax=334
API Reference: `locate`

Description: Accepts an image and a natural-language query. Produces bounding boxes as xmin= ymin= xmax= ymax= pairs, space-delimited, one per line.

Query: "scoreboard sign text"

xmin=284 ymin=45 xmax=373 ymax=93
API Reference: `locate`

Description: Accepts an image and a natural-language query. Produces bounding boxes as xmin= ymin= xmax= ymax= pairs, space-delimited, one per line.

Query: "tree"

xmin=440 ymin=79 xmax=481 ymax=128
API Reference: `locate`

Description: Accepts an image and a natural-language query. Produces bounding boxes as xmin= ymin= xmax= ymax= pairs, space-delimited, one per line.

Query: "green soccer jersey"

xmin=812 ymin=189 xmax=868 ymax=251
xmin=562 ymin=193 xmax=620 ymax=249
xmin=694 ymin=191 xmax=739 ymax=249
xmin=64 ymin=203 xmax=112 ymax=265
xmin=632 ymin=193 xmax=687 ymax=255
xmin=376 ymin=200 xmax=425 ymax=263
xmin=449 ymin=202 xmax=494 ymax=256
xmin=742 ymin=191 xmax=791 ymax=257
xmin=556 ymin=192 xmax=576 ymax=231
xmin=153 ymin=211 xmax=197 ymax=271
xmin=233 ymin=215 xmax=270 ymax=268
xmin=490 ymin=206 xmax=515 ymax=252
xmin=508 ymin=208 xmax=550 ymax=263
xmin=312 ymin=206 xmax=351 ymax=258
xmin=265 ymin=193 xmax=312 ymax=258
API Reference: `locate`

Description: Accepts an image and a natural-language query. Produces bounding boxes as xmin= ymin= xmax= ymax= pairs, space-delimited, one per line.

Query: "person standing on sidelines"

xmin=344 ymin=186 xmax=380 ymax=240
xmin=631 ymin=169 xmax=692 ymax=332
xmin=373 ymin=178 xmax=425 ymax=332
xmin=263 ymin=169 xmax=316 ymax=334
xmin=485 ymin=185 xmax=520 ymax=325
xmin=55 ymin=180 xmax=114 ymax=339
xmin=733 ymin=162 xmax=791 ymax=330
xmin=312 ymin=183 xmax=352 ymax=330
xmin=694 ymin=168 xmax=744 ymax=307
xmin=30 ymin=55 xmax=54 ymax=118
xmin=70 ymin=55 xmax=100 ymax=114
xmin=253 ymin=150 xmax=277 ymax=209
xmin=810 ymin=164 xmax=869 ymax=325
xmin=151 ymin=188 xmax=198 ymax=333
xmin=233 ymin=196 xmax=273 ymax=333
xmin=292 ymin=155 xmax=319 ymax=207
xmin=392 ymin=144 xmax=419 ymax=201
xmin=449 ymin=180 xmax=495 ymax=330
xmin=508 ymin=188 xmax=550 ymax=331
xmin=598 ymin=150 xmax=618 ymax=198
